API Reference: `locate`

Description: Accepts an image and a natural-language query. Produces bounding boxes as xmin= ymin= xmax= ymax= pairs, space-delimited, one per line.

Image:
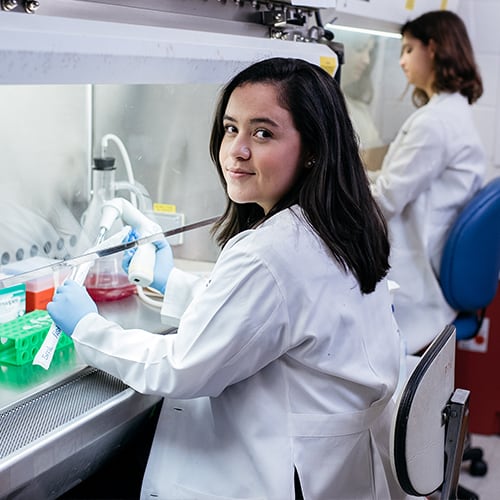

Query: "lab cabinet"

xmin=0 ymin=6 xmax=339 ymax=498
xmin=0 ymin=9 xmax=338 ymax=263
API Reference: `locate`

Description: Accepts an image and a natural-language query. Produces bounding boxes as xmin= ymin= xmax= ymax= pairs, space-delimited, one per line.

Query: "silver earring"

xmin=306 ymin=158 xmax=316 ymax=168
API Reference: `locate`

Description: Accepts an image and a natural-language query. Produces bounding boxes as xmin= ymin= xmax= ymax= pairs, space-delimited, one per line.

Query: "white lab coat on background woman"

xmin=70 ymin=207 xmax=405 ymax=500
xmin=370 ymin=92 xmax=486 ymax=355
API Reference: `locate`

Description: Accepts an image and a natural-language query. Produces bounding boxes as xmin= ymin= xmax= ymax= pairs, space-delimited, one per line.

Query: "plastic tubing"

xmin=101 ymin=133 xmax=138 ymax=207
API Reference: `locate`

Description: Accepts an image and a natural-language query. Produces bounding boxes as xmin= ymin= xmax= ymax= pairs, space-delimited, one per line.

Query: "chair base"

xmin=463 ymin=445 xmax=488 ymax=476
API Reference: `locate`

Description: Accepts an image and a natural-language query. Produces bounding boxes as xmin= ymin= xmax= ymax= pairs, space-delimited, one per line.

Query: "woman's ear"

xmin=428 ymin=39 xmax=437 ymax=60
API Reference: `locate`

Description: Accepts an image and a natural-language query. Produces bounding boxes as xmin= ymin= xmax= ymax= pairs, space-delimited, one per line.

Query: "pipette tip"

xmin=96 ymin=227 xmax=108 ymax=245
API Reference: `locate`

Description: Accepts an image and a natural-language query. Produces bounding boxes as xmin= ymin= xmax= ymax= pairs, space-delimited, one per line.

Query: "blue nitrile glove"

xmin=47 ymin=279 xmax=98 ymax=336
xmin=121 ymin=229 xmax=173 ymax=294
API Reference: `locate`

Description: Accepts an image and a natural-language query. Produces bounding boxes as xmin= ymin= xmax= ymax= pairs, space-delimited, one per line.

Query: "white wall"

xmin=458 ymin=0 xmax=500 ymax=181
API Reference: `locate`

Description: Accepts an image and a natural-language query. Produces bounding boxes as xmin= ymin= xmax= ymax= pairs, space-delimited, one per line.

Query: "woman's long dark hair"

xmin=401 ymin=10 xmax=483 ymax=107
xmin=209 ymin=57 xmax=389 ymax=294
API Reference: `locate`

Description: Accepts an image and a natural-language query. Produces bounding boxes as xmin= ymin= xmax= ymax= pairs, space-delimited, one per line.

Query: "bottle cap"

xmin=93 ymin=157 xmax=116 ymax=170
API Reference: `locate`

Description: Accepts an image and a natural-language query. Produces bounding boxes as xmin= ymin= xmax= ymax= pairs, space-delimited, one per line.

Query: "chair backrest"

xmin=440 ymin=177 xmax=500 ymax=312
xmin=391 ymin=325 xmax=469 ymax=499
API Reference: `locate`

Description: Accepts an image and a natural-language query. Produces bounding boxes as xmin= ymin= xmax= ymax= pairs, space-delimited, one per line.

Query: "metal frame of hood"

xmin=0 ymin=0 xmax=331 ymax=38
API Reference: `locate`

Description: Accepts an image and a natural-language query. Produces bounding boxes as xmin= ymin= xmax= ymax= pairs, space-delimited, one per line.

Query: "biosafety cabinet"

xmin=0 ymin=0 xmax=421 ymax=497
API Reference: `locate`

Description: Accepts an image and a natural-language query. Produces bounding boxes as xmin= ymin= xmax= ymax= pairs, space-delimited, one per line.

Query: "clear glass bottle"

xmin=81 ymin=157 xmax=136 ymax=301
xmin=80 ymin=157 xmax=117 ymax=244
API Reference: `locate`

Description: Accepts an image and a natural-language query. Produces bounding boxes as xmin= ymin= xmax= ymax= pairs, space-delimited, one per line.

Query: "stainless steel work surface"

xmin=0 ymin=293 xmax=174 ymax=412
xmin=0 ymin=294 xmax=167 ymax=499
xmin=0 ymin=366 xmax=161 ymax=499
xmin=97 ymin=291 xmax=177 ymax=334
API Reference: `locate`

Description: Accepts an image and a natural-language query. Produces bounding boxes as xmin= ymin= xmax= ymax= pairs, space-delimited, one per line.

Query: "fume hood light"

xmin=327 ymin=24 xmax=401 ymax=39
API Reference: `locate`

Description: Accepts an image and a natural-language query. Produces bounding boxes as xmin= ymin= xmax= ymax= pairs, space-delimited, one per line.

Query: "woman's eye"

xmin=255 ymin=129 xmax=272 ymax=139
xmin=224 ymin=124 xmax=237 ymax=135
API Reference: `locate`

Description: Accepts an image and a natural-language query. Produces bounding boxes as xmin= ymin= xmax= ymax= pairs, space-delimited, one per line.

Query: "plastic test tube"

xmin=32 ymin=261 xmax=93 ymax=370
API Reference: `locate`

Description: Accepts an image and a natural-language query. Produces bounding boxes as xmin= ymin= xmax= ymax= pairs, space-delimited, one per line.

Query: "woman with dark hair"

xmin=369 ymin=10 xmax=487 ymax=356
xmin=47 ymin=58 xmax=405 ymax=499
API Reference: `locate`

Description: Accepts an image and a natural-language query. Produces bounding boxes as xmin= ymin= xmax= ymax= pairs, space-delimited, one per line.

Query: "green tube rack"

xmin=0 ymin=310 xmax=72 ymax=366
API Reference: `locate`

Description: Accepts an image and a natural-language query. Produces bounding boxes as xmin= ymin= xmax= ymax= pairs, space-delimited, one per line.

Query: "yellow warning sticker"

xmin=320 ymin=56 xmax=338 ymax=77
xmin=153 ymin=203 xmax=177 ymax=213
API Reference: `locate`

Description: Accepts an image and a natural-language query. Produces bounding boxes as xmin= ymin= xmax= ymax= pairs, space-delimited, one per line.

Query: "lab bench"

xmin=0 ymin=293 xmax=174 ymax=500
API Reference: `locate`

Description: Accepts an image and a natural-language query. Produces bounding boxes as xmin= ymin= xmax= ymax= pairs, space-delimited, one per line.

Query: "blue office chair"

xmin=440 ymin=176 xmax=500 ymax=341
xmin=438 ymin=176 xmax=500 ymax=492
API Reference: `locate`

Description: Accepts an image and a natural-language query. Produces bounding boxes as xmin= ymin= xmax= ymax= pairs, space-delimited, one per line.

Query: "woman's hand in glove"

xmin=47 ymin=279 xmax=98 ymax=336
xmin=122 ymin=229 xmax=173 ymax=294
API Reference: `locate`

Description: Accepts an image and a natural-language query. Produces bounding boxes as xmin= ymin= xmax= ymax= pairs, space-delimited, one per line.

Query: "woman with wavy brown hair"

xmin=369 ymin=10 xmax=487 ymax=355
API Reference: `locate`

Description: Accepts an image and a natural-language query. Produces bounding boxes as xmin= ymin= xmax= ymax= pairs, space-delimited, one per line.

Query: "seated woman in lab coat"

xmin=369 ymin=10 xmax=487 ymax=355
xmin=47 ymin=58 xmax=407 ymax=500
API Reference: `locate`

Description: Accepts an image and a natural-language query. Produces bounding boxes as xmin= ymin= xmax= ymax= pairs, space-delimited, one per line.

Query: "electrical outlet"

xmin=150 ymin=212 xmax=185 ymax=246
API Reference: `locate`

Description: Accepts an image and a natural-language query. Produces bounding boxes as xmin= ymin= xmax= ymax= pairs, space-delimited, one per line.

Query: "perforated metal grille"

xmin=0 ymin=368 xmax=127 ymax=458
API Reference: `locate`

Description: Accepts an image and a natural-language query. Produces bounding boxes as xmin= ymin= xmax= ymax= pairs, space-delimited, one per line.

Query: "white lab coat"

xmin=72 ymin=206 xmax=406 ymax=499
xmin=370 ymin=92 xmax=486 ymax=355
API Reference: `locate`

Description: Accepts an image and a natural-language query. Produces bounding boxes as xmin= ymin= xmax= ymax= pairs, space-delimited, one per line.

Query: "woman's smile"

xmin=226 ymin=167 xmax=255 ymax=179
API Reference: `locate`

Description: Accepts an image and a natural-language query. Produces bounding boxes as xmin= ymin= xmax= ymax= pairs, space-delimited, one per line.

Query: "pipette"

xmin=99 ymin=198 xmax=162 ymax=287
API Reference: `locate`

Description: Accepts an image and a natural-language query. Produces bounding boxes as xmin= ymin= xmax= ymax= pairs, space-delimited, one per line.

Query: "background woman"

xmin=369 ymin=10 xmax=487 ymax=355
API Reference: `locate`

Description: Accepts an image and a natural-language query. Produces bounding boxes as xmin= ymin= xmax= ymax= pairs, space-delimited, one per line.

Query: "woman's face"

xmin=219 ymin=82 xmax=303 ymax=214
xmin=342 ymin=36 xmax=376 ymax=87
xmin=400 ymin=34 xmax=435 ymax=95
